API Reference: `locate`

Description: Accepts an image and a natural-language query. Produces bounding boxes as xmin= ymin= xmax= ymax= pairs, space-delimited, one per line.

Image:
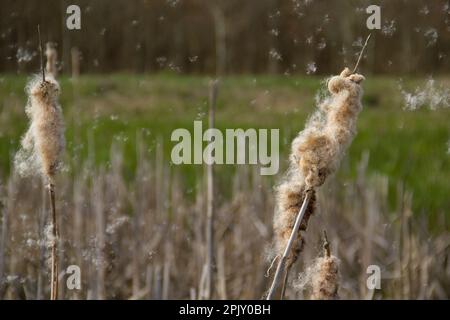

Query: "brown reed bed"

xmin=0 ymin=141 xmax=448 ymax=299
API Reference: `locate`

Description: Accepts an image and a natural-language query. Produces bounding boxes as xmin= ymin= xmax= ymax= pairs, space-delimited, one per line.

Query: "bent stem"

xmin=266 ymin=190 xmax=312 ymax=300
xmin=352 ymin=33 xmax=371 ymax=74
xmin=49 ymin=183 xmax=59 ymax=300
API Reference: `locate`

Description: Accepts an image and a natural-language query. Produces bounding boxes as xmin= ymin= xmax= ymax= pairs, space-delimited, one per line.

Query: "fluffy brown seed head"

xmin=271 ymin=68 xmax=364 ymax=269
xmin=15 ymin=75 xmax=65 ymax=183
xmin=310 ymin=255 xmax=339 ymax=300
xmin=291 ymin=68 xmax=364 ymax=190
xmin=295 ymin=254 xmax=340 ymax=300
xmin=273 ymin=177 xmax=316 ymax=266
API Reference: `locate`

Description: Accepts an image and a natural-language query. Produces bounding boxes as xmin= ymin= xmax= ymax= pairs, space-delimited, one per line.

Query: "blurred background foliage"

xmin=0 ymin=0 xmax=449 ymax=75
xmin=0 ymin=0 xmax=448 ymax=224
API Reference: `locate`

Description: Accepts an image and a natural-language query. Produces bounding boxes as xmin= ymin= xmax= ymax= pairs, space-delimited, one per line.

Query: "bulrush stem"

xmin=49 ymin=183 xmax=58 ymax=300
xmin=267 ymin=191 xmax=312 ymax=300
xmin=205 ymin=79 xmax=219 ymax=299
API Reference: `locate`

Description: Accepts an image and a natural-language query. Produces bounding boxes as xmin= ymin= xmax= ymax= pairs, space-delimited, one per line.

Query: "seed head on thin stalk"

xmin=295 ymin=231 xmax=340 ymax=300
xmin=15 ymin=25 xmax=65 ymax=300
xmin=267 ymin=36 xmax=369 ymax=299
xmin=15 ymin=38 xmax=65 ymax=183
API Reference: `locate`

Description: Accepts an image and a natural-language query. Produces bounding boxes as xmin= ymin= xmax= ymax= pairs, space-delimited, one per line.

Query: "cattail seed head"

xmin=15 ymin=75 xmax=65 ymax=184
xmin=295 ymin=255 xmax=340 ymax=300
xmin=272 ymin=173 xmax=316 ymax=266
xmin=311 ymin=255 xmax=339 ymax=299
xmin=291 ymin=67 xmax=365 ymax=190
xmin=271 ymin=68 xmax=364 ymax=265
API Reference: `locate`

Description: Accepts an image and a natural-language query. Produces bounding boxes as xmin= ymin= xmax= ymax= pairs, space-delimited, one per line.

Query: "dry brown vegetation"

xmin=0 ymin=141 xmax=448 ymax=299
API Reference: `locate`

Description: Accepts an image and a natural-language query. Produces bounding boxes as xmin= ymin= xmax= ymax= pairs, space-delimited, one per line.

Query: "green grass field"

xmin=0 ymin=73 xmax=449 ymax=222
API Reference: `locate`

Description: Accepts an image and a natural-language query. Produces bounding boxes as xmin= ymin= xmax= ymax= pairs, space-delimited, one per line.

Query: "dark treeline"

xmin=0 ymin=0 xmax=449 ymax=75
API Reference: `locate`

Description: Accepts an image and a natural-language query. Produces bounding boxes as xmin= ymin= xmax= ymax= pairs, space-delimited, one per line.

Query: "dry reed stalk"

xmin=204 ymin=79 xmax=219 ymax=299
xmin=72 ymin=176 xmax=83 ymax=299
xmin=45 ymin=42 xmax=58 ymax=78
xmin=266 ymin=190 xmax=312 ymax=299
xmin=36 ymin=182 xmax=47 ymax=299
xmin=190 ymin=288 xmax=197 ymax=300
xmin=146 ymin=266 xmax=153 ymax=299
xmin=162 ymin=255 xmax=171 ymax=300
xmin=153 ymin=264 xmax=162 ymax=299
xmin=0 ymin=177 xmax=12 ymax=298
xmin=93 ymin=173 xmax=106 ymax=299
xmin=155 ymin=136 xmax=164 ymax=221
xmin=217 ymin=243 xmax=227 ymax=299
xmin=131 ymin=171 xmax=141 ymax=297
xmin=49 ymin=183 xmax=58 ymax=299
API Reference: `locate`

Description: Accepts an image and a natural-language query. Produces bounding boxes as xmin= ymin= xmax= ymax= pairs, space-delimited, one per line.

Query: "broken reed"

xmin=204 ymin=80 xmax=219 ymax=299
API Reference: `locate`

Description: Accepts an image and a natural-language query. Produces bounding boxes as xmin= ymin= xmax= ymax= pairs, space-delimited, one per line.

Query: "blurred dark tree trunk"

xmin=208 ymin=1 xmax=227 ymax=76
